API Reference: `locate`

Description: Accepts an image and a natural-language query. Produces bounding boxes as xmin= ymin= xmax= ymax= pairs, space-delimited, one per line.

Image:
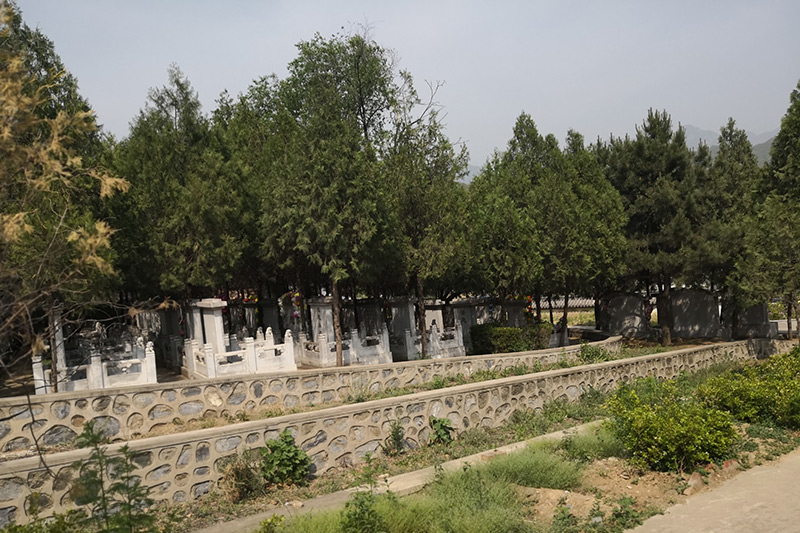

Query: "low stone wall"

xmin=0 ymin=336 xmax=622 ymax=452
xmin=0 ymin=338 xmax=792 ymax=527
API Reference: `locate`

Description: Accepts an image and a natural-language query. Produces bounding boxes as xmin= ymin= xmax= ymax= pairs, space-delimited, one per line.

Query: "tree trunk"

xmin=416 ymin=274 xmax=428 ymax=359
xmin=548 ymin=294 xmax=554 ymax=324
xmin=787 ymin=295 xmax=793 ymax=341
xmin=48 ymin=306 xmax=59 ymax=392
xmin=332 ymin=282 xmax=344 ymax=366
xmin=352 ymin=283 xmax=360 ymax=336
xmin=660 ymin=280 xmax=672 ymax=346
xmin=534 ymin=289 xmax=542 ymax=322
xmin=559 ymin=292 xmax=570 ymax=347
xmin=593 ymin=291 xmax=601 ymax=329
xmin=256 ymin=282 xmax=265 ymax=331
xmin=296 ymin=273 xmax=307 ymax=336
xmin=224 ymin=283 xmax=233 ymax=333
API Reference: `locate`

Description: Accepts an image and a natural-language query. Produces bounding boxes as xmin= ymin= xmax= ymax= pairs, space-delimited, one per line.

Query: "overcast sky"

xmin=16 ymin=1 xmax=800 ymax=166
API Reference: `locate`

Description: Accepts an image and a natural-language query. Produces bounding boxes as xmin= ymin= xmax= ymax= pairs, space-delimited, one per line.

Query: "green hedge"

xmin=470 ymin=323 xmax=553 ymax=355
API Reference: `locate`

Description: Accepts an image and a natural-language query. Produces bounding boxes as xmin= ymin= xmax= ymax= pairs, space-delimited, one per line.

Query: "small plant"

xmin=428 ymin=416 xmax=454 ymax=445
xmin=341 ymin=453 xmax=387 ymax=533
xmin=346 ymin=384 xmax=371 ymax=403
xmin=225 ymin=411 xmax=250 ymax=423
xmin=609 ymin=495 xmax=644 ymax=529
xmin=70 ymin=421 xmax=155 ymax=532
xmin=256 ymin=515 xmax=285 ymax=533
xmin=260 ymin=430 xmax=311 ymax=486
xmin=430 ymin=375 xmax=448 ymax=389
xmin=560 ymin=425 xmax=626 ymax=462
xmin=380 ymin=420 xmax=405 ymax=457
xmin=219 ymin=449 xmax=266 ymax=501
xmin=482 ymin=443 xmax=583 ymax=489
xmin=578 ymin=341 xmax=610 ymax=364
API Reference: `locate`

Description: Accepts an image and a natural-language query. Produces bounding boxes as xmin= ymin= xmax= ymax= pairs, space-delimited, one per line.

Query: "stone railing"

xmin=0 ymin=338 xmax=793 ymax=527
xmin=0 ymin=336 xmax=622 ymax=453
xmin=185 ymin=327 xmax=297 ymax=380
xmin=31 ymin=342 xmax=157 ymax=395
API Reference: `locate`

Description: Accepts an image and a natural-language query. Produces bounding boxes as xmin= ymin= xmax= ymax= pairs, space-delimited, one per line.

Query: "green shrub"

xmin=521 ymin=322 xmax=554 ymax=350
xmin=340 ymin=491 xmax=387 ymax=533
xmin=470 ymin=322 xmax=553 ymax=355
xmin=428 ymin=416 xmax=454 ymax=445
xmin=606 ymin=377 xmax=738 ymax=471
xmin=768 ymin=301 xmax=786 ymax=320
xmin=260 ymin=430 xmax=311 ymax=486
xmin=698 ymin=347 xmax=800 ymax=428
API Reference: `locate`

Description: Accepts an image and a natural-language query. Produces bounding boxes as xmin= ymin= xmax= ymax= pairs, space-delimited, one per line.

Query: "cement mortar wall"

xmin=0 ymin=338 xmax=792 ymax=527
xmin=0 ymin=337 xmax=622 ymax=453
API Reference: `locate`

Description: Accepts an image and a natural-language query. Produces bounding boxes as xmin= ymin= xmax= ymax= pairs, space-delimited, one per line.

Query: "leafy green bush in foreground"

xmin=697 ymin=346 xmax=800 ymax=428
xmin=606 ymin=377 xmax=737 ymax=472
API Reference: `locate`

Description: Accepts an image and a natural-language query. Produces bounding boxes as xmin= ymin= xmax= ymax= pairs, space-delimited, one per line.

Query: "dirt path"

xmin=632 ymin=448 xmax=800 ymax=533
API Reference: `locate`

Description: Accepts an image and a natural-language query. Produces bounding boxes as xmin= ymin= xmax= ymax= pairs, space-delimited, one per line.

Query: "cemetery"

xmin=3 ymin=2 xmax=800 ymax=530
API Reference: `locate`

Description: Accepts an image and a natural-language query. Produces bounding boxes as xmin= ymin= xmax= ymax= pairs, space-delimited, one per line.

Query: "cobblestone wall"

xmin=0 ymin=338 xmax=792 ymax=527
xmin=0 ymin=337 xmax=622 ymax=452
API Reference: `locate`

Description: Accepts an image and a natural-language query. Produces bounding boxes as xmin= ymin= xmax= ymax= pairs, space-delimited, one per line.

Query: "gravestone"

xmin=602 ymin=293 xmax=650 ymax=338
xmin=722 ymin=301 xmax=777 ymax=339
xmin=659 ymin=289 xmax=720 ymax=339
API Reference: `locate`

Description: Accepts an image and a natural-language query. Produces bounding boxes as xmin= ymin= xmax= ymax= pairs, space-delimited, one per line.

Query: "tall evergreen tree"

xmin=603 ymin=110 xmax=696 ymax=345
xmin=386 ymin=97 xmax=468 ymax=357
xmin=112 ymin=66 xmax=243 ymax=299
xmin=266 ymin=32 xmax=398 ymax=365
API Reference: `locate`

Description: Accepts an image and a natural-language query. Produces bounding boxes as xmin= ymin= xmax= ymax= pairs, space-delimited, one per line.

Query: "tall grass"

xmin=282 ymin=466 xmax=537 ymax=533
xmin=482 ymin=444 xmax=582 ymax=489
xmin=560 ymin=425 xmax=627 ymax=462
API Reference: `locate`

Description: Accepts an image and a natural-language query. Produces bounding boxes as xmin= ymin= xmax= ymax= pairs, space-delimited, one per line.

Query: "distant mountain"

xmin=748 ymin=127 xmax=779 ymax=145
xmin=683 ymin=125 xmax=719 ymax=149
xmin=685 ymin=124 xmax=776 ymax=165
xmin=752 ymin=137 xmax=774 ymax=165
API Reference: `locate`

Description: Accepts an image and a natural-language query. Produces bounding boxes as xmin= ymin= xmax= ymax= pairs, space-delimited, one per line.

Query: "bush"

xmin=698 ymin=347 xmax=800 ymax=428
xmin=470 ymin=322 xmax=553 ymax=355
xmin=260 ymin=430 xmax=311 ymax=486
xmin=606 ymin=377 xmax=738 ymax=471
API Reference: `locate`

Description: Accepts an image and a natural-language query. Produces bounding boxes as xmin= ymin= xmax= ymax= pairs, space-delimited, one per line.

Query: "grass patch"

xmin=482 ymin=444 xmax=583 ymax=489
xmin=280 ymin=466 xmax=535 ymax=533
xmin=560 ymin=425 xmax=627 ymax=463
xmin=567 ymin=310 xmax=596 ymax=327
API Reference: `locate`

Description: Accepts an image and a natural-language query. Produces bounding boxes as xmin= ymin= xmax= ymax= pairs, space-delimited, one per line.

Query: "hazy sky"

xmin=16 ymin=1 xmax=800 ymax=166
